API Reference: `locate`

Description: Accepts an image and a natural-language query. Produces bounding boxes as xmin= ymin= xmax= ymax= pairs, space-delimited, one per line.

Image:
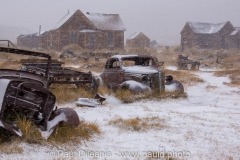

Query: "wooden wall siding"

xmin=17 ymin=34 xmax=39 ymax=49
xmin=17 ymin=10 xmax=125 ymax=51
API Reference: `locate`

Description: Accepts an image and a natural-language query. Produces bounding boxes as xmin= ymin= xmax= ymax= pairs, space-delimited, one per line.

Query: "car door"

xmin=101 ymin=58 xmax=124 ymax=88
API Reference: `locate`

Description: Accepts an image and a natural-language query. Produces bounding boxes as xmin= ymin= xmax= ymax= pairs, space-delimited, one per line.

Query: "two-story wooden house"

xmin=17 ymin=9 xmax=126 ymax=51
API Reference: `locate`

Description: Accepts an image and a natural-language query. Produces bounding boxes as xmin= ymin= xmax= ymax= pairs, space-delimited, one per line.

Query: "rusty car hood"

xmin=122 ymin=66 xmax=159 ymax=74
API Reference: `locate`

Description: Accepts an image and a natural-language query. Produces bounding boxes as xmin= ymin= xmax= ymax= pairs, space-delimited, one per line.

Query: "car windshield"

xmin=122 ymin=57 xmax=154 ymax=67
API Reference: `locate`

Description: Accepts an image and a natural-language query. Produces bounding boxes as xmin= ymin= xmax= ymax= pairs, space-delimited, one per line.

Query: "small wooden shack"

xmin=126 ymin=32 xmax=150 ymax=48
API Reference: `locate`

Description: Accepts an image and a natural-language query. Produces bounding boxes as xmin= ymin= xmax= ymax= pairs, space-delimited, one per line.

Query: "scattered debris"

xmin=20 ymin=58 xmax=98 ymax=91
xmin=77 ymin=93 xmax=106 ymax=107
xmin=177 ymin=55 xmax=200 ymax=70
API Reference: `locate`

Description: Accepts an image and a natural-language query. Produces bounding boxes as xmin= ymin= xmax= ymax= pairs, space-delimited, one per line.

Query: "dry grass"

xmin=97 ymin=85 xmax=112 ymax=95
xmin=0 ymin=60 xmax=22 ymax=70
xmin=17 ymin=117 xmax=44 ymax=144
xmin=114 ymin=89 xmax=153 ymax=103
xmin=0 ymin=142 xmax=23 ymax=154
xmin=50 ymin=84 xmax=94 ymax=104
xmin=1 ymin=118 xmax=100 ymax=145
xmin=214 ymin=70 xmax=240 ymax=86
xmin=49 ymin=121 xmax=101 ymax=144
xmin=109 ymin=117 xmax=166 ymax=132
xmin=164 ymin=69 xmax=204 ymax=86
xmin=114 ymin=89 xmax=135 ymax=103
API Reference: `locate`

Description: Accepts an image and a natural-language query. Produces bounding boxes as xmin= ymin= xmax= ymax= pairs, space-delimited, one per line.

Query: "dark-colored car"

xmin=0 ymin=46 xmax=79 ymax=138
xmin=100 ymin=55 xmax=184 ymax=94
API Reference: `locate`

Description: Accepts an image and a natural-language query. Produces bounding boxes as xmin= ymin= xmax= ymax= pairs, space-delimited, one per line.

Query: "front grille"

xmin=152 ymin=72 xmax=165 ymax=94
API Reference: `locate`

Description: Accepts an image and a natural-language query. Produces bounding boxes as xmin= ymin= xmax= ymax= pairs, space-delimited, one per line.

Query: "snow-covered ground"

xmin=1 ymin=70 xmax=240 ymax=160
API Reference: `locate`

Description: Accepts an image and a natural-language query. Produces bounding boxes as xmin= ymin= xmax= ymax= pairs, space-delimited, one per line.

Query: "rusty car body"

xmin=100 ymin=55 xmax=184 ymax=94
xmin=0 ymin=46 xmax=79 ymax=138
xmin=177 ymin=55 xmax=200 ymax=70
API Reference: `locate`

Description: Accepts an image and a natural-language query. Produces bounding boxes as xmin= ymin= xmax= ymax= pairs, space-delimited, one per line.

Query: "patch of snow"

xmin=123 ymin=66 xmax=158 ymax=74
xmin=199 ymin=67 xmax=221 ymax=72
xmin=105 ymin=95 xmax=123 ymax=106
xmin=165 ymin=66 xmax=177 ymax=71
xmin=41 ymin=112 xmax=66 ymax=140
xmin=120 ymin=80 xmax=151 ymax=93
xmin=54 ymin=11 xmax=74 ymax=29
xmin=76 ymin=98 xmax=100 ymax=108
xmin=165 ymin=83 xmax=178 ymax=92
xmin=111 ymin=54 xmax=138 ymax=59
xmin=85 ymin=12 xmax=126 ymax=31
xmin=188 ymin=21 xmax=228 ymax=34
xmin=79 ymin=29 xmax=98 ymax=33
xmin=65 ymin=65 xmax=81 ymax=68
xmin=127 ymin=32 xmax=141 ymax=40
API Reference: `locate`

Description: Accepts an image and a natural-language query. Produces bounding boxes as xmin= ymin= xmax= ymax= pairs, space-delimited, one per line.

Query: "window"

xmin=69 ymin=31 xmax=78 ymax=43
xmin=107 ymin=32 xmax=114 ymax=46
xmin=89 ymin=34 xmax=96 ymax=49
xmin=105 ymin=58 xmax=120 ymax=69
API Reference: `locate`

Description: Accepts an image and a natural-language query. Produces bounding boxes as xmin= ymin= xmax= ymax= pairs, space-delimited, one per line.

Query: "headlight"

xmin=141 ymin=75 xmax=150 ymax=86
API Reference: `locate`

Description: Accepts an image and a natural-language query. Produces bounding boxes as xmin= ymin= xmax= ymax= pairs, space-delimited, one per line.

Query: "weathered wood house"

xmin=180 ymin=21 xmax=235 ymax=50
xmin=225 ymin=27 xmax=240 ymax=49
xmin=126 ymin=32 xmax=150 ymax=48
xmin=17 ymin=10 xmax=126 ymax=51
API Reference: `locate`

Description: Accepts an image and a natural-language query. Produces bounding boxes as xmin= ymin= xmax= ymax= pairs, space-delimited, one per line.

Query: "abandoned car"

xmin=100 ymin=55 xmax=184 ymax=95
xmin=0 ymin=46 xmax=80 ymax=139
xmin=177 ymin=55 xmax=200 ymax=70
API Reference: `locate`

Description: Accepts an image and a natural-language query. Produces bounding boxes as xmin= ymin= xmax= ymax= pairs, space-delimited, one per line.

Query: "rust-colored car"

xmin=100 ymin=55 xmax=184 ymax=94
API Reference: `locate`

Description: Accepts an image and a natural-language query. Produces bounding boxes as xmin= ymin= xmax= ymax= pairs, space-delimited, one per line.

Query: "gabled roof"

xmin=230 ymin=27 xmax=240 ymax=36
xmin=127 ymin=32 xmax=149 ymax=40
xmin=54 ymin=10 xmax=75 ymax=29
xmin=186 ymin=21 xmax=230 ymax=34
xmin=54 ymin=10 xmax=126 ymax=31
xmin=85 ymin=12 xmax=126 ymax=31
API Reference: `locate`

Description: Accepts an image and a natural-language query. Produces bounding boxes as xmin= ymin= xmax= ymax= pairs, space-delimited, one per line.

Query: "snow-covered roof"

xmin=187 ymin=21 xmax=229 ymax=34
xmin=18 ymin=30 xmax=46 ymax=38
xmin=230 ymin=27 xmax=240 ymax=36
xmin=127 ymin=32 xmax=141 ymax=39
xmin=54 ymin=11 xmax=75 ymax=29
xmin=111 ymin=54 xmax=138 ymax=59
xmin=127 ymin=32 xmax=149 ymax=40
xmin=79 ymin=29 xmax=98 ymax=33
xmin=85 ymin=12 xmax=126 ymax=31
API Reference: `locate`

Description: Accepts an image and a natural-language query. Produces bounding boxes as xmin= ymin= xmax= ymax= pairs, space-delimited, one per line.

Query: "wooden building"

xmin=17 ymin=10 xmax=126 ymax=51
xmin=17 ymin=33 xmax=40 ymax=49
xmin=126 ymin=32 xmax=150 ymax=48
xmin=180 ymin=21 xmax=235 ymax=50
xmin=225 ymin=27 xmax=240 ymax=49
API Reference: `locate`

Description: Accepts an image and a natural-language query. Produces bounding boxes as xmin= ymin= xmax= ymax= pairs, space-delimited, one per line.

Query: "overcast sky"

xmin=0 ymin=0 xmax=240 ymax=45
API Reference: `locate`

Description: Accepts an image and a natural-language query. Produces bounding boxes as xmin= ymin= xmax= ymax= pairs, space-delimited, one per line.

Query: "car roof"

xmin=110 ymin=54 xmax=155 ymax=60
